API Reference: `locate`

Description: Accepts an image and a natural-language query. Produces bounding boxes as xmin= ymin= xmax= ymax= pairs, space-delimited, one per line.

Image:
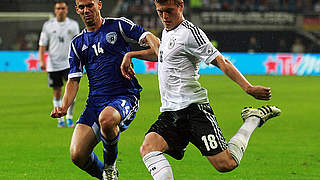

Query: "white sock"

xmin=142 ymin=151 xmax=174 ymax=180
xmin=228 ymin=116 xmax=260 ymax=165
xmin=53 ymin=97 xmax=62 ymax=107
xmin=66 ymin=99 xmax=75 ymax=120
xmin=53 ymin=98 xmax=64 ymax=123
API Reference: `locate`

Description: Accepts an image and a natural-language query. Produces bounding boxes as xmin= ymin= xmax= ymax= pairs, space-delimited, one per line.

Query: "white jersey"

xmin=158 ymin=20 xmax=221 ymax=112
xmin=39 ymin=17 xmax=80 ymax=72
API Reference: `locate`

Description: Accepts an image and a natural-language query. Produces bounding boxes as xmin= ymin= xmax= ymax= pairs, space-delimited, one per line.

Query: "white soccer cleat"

xmin=241 ymin=105 xmax=281 ymax=127
xmin=102 ymin=165 xmax=119 ymax=180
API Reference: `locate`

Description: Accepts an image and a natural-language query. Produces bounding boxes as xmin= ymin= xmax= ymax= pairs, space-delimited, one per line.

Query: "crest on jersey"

xmin=106 ymin=32 xmax=117 ymax=45
xmin=168 ymin=37 xmax=175 ymax=49
xmin=207 ymin=46 xmax=215 ymax=55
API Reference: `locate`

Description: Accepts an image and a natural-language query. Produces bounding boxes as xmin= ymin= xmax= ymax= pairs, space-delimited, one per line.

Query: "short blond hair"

xmin=154 ymin=0 xmax=183 ymax=6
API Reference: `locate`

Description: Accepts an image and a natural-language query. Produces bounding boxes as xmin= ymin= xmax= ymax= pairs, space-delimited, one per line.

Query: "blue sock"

xmin=100 ymin=131 xmax=120 ymax=167
xmin=82 ymin=152 xmax=104 ymax=179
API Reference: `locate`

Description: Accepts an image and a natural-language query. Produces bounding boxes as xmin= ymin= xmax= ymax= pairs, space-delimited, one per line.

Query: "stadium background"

xmin=0 ymin=0 xmax=320 ymax=53
xmin=0 ymin=0 xmax=319 ymax=179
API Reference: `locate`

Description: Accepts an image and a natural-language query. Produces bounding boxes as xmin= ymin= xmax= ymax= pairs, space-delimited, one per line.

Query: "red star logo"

xmin=264 ymin=56 xmax=278 ymax=74
xmin=25 ymin=54 xmax=39 ymax=71
xmin=144 ymin=61 xmax=157 ymax=72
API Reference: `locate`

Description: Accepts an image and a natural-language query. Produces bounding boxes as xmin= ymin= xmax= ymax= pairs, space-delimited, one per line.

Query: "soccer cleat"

xmin=57 ymin=121 xmax=65 ymax=128
xmin=66 ymin=119 xmax=74 ymax=128
xmin=241 ymin=105 xmax=281 ymax=127
xmin=102 ymin=165 xmax=119 ymax=180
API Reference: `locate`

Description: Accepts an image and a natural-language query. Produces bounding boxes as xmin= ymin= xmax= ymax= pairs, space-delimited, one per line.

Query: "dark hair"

xmin=154 ymin=0 xmax=183 ymax=6
xmin=54 ymin=0 xmax=68 ymax=6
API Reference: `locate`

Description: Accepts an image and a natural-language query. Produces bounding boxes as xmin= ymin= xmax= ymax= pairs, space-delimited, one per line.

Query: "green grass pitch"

xmin=0 ymin=72 xmax=319 ymax=179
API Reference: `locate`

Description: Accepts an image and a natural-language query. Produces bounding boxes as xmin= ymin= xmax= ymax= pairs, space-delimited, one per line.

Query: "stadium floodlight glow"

xmin=0 ymin=12 xmax=54 ymax=22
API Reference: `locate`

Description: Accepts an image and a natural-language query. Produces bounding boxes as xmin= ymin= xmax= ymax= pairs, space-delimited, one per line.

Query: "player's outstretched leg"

xmin=241 ymin=105 xmax=281 ymax=127
xmin=228 ymin=105 xmax=281 ymax=165
xmin=101 ymin=131 xmax=120 ymax=180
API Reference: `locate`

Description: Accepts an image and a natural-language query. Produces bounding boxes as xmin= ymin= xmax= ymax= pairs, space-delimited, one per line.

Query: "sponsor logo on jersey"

xmin=82 ymin=44 xmax=88 ymax=51
xmin=106 ymin=32 xmax=117 ymax=45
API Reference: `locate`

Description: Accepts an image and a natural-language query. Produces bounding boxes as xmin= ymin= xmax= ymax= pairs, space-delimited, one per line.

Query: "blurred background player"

xmin=51 ymin=0 xmax=159 ymax=179
xmin=38 ymin=0 xmax=80 ymax=128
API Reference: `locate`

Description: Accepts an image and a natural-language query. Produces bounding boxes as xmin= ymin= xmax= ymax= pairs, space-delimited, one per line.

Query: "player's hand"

xmin=50 ymin=107 xmax=67 ymax=118
xmin=246 ymin=86 xmax=271 ymax=100
xmin=121 ymin=53 xmax=135 ymax=80
xmin=40 ymin=61 xmax=46 ymax=72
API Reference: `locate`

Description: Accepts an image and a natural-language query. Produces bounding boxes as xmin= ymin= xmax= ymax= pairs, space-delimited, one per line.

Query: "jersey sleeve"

xmin=38 ymin=22 xmax=49 ymax=46
xmin=185 ymin=27 xmax=221 ymax=65
xmin=68 ymin=40 xmax=83 ymax=79
xmin=118 ymin=17 xmax=150 ymax=46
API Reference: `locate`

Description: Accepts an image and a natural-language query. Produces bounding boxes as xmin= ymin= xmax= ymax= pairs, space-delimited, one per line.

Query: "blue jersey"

xmin=68 ymin=17 xmax=147 ymax=99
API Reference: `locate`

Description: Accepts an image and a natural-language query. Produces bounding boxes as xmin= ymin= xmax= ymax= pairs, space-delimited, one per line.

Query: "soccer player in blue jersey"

xmin=50 ymin=0 xmax=159 ymax=179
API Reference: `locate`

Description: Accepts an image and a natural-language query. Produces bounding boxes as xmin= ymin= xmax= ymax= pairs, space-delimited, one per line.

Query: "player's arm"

xmin=212 ymin=55 xmax=271 ymax=100
xmin=125 ymin=33 xmax=159 ymax=61
xmin=121 ymin=33 xmax=159 ymax=80
xmin=126 ymin=33 xmax=159 ymax=61
xmin=121 ymin=48 xmax=157 ymax=80
xmin=143 ymin=33 xmax=160 ymax=57
xmin=51 ymin=38 xmax=82 ymax=117
xmin=38 ymin=22 xmax=49 ymax=72
xmin=38 ymin=45 xmax=46 ymax=71
xmin=50 ymin=77 xmax=80 ymax=118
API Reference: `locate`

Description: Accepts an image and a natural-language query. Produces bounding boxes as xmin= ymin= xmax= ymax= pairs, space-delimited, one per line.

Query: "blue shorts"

xmin=77 ymin=95 xmax=139 ymax=140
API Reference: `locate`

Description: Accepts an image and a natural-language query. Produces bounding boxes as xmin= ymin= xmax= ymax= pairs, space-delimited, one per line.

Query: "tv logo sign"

xmin=264 ymin=54 xmax=320 ymax=76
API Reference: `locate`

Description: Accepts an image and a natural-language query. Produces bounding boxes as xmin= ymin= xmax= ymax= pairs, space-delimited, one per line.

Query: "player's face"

xmin=76 ymin=0 xmax=102 ymax=27
xmin=155 ymin=0 xmax=184 ymax=31
xmin=54 ymin=2 xmax=68 ymax=22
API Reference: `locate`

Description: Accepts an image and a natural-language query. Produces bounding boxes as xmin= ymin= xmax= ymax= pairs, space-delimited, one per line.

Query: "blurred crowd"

xmin=247 ymin=36 xmax=309 ymax=53
xmin=119 ymin=0 xmax=320 ymax=14
xmin=1 ymin=0 xmax=318 ymax=52
xmin=116 ymin=0 xmax=320 ymax=53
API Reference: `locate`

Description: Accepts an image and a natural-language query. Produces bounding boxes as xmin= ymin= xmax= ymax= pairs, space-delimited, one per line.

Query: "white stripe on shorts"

xmin=197 ymin=104 xmax=227 ymax=150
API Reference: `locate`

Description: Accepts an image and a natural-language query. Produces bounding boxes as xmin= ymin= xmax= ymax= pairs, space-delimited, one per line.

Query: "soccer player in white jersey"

xmin=39 ymin=0 xmax=80 ymax=128
xmin=121 ymin=0 xmax=281 ymax=179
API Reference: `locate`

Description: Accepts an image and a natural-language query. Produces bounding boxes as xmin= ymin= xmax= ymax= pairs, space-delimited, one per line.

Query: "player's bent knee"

xmin=213 ymin=159 xmax=238 ymax=173
xmin=99 ymin=107 xmax=120 ymax=132
xmin=208 ymin=152 xmax=238 ymax=173
xmin=140 ymin=132 xmax=169 ymax=157
xmin=99 ymin=116 xmax=115 ymax=132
